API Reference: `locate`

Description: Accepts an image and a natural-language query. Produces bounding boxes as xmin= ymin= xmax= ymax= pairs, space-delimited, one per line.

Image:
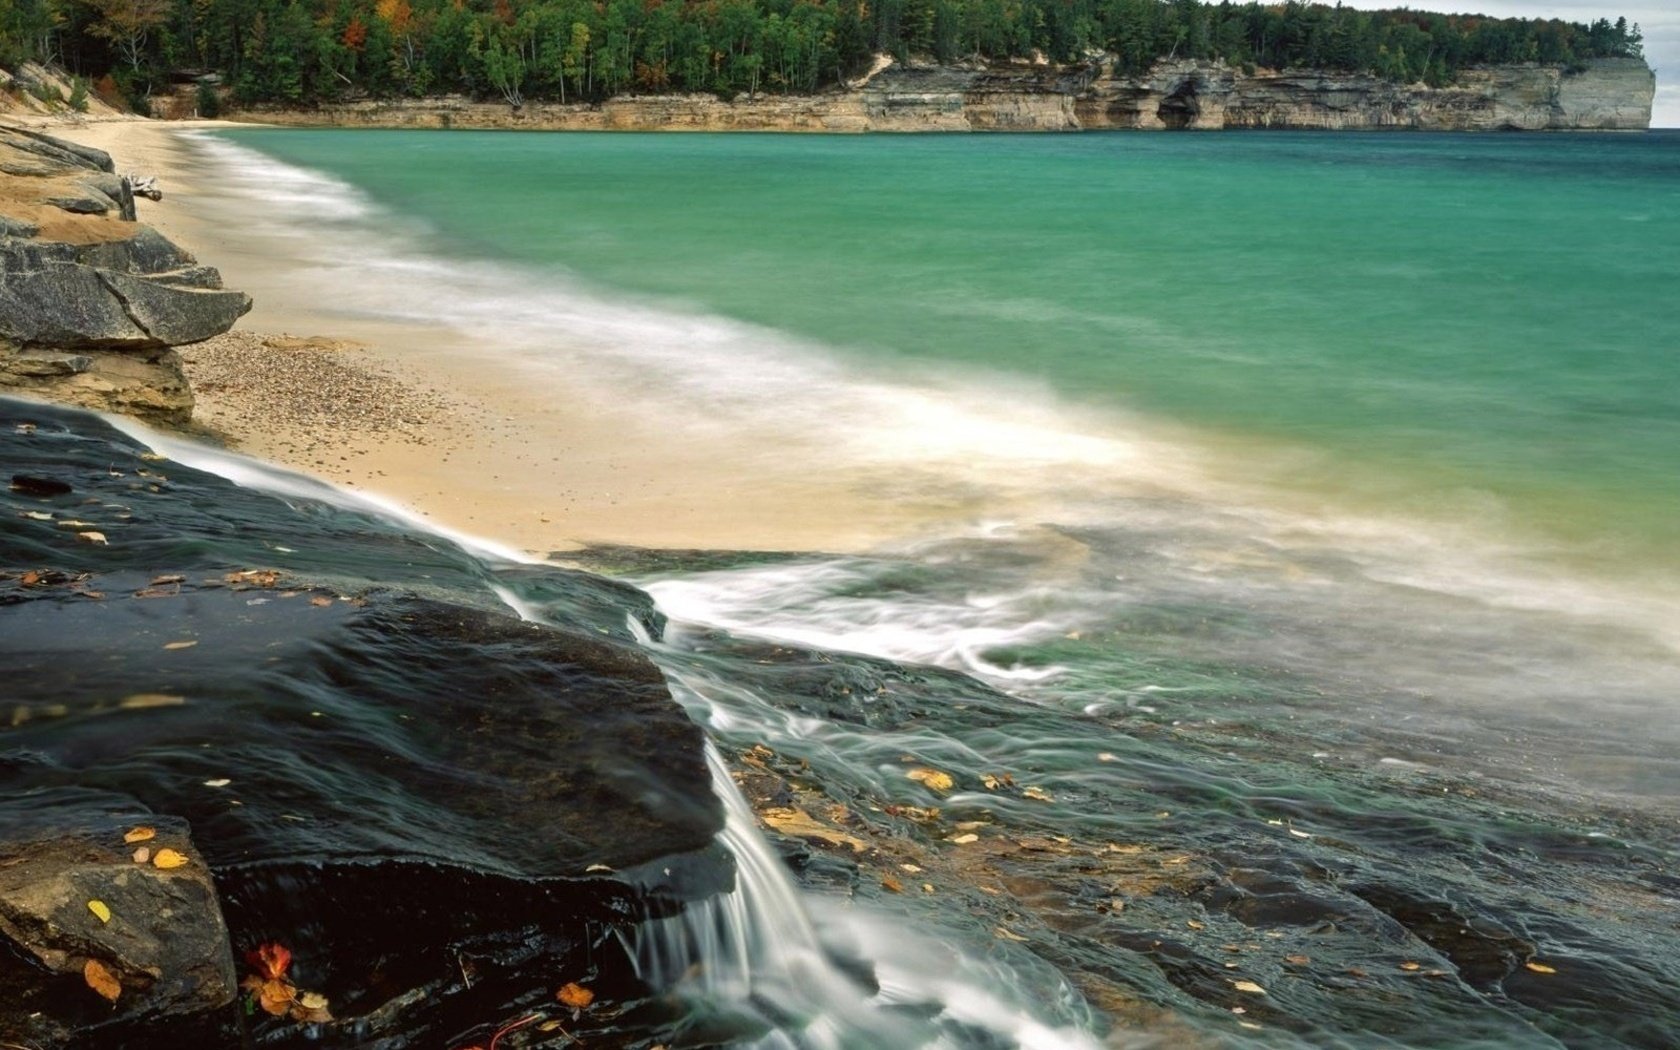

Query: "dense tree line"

xmin=0 ymin=0 xmax=1645 ymax=108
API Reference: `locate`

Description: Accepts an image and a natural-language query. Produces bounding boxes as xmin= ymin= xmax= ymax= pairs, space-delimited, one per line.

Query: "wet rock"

xmin=0 ymin=404 xmax=731 ymax=1046
xmin=0 ymin=803 xmax=238 ymax=1047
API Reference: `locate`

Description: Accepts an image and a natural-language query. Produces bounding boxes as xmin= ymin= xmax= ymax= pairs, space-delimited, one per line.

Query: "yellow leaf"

xmin=1399 ymin=961 xmax=1421 ymax=972
xmin=906 ymin=767 xmax=954 ymax=792
xmin=1526 ymin=961 xmax=1557 ymax=974
xmin=880 ymin=875 xmax=904 ymax=893
xmin=123 ymin=826 xmax=156 ymax=844
xmin=1022 ymin=786 xmax=1054 ymax=802
xmin=77 ymin=531 xmax=108 ymax=545
xmin=152 ymin=848 xmax=189 ymax=869
xmin=1232 ymin=980 xmax=1266 ymax=995
xmin=88 ymin=900 xmax=111 ymax=924
xmin=163 ymin=640 xmax=198 ymax=650
xmin=84 ymin=958 xmax=121 ymax=1002
xmin=290 ymin=989 xmax=333 ymax=1022
xmin=948 ymin=833 xmax=979 ymax=844
xmin=120 ymin=693 xmax=184 ymax=710
xmin=556 ymin=982 xmax=595 ymax=1009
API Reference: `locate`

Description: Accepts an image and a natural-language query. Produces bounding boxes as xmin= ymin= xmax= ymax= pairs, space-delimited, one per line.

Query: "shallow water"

xmin=122 ymin=128 xmax=1680 ymax=1045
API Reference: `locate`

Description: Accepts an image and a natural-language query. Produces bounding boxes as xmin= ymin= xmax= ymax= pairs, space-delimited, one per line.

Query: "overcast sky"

xmin=1343 ymin=2 xmax=1677 ymax=127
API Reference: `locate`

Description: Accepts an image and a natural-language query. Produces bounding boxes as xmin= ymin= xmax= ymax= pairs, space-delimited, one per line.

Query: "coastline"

xmin=44 ymin=118 xmax=960 ymax=556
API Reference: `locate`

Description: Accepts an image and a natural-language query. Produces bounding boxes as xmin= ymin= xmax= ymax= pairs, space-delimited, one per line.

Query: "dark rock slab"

xmin=0 ymin=400 xmax=730 ymax=1047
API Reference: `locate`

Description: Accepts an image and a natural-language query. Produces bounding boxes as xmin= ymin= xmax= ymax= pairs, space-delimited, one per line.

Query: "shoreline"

xmin=45 ymin=117 xmax=963 ymax=557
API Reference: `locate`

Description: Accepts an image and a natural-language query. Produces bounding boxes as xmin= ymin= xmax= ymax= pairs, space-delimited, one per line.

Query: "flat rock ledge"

xmin=0 ymin=400 xmax=729 ymax=1048
xmin=0 ymin=124 xmax=251 ymax=425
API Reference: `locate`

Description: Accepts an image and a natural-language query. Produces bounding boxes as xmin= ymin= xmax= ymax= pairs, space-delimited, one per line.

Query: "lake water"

xmin=203 ymin=127 xmax=1680 ymax=1048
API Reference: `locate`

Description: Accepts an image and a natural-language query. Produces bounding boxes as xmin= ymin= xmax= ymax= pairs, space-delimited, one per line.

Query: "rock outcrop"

xmin=0 ymin=399 xmax=729 ymax=1048
xmin=235 ymin=56 xmax=1654 ymax=133
xmin=0 ymin=125 xmax=251 ymax=424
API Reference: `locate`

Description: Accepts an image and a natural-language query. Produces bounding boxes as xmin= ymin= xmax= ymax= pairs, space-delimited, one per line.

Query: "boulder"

xmin=0 ymin=804 xmax=238 ymax=1048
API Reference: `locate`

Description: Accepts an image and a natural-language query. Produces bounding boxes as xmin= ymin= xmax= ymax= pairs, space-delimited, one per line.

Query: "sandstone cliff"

xmin=0 ymin=125 xmax=251 ymax=424
xmin=235 ymin=56 xmax=1654 ymax=133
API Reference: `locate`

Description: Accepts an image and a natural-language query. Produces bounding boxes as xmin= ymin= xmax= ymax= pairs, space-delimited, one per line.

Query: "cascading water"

xmin=622 ymin=743 xmax=1105 ymax=1050
xmin=93 ymin=408 xmax=1107 ymax=1049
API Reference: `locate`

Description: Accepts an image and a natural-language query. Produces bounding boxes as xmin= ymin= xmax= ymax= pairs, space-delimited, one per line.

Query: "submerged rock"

xmin=0 ymin=125 xmax=251 ymax=424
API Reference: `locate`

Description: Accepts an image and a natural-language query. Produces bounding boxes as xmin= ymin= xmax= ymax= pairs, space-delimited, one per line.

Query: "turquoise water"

xmin=197 ymin=128 xmax=1680 ymax=1047
xmin=224 ymin=128 xmax=1680 ymax=575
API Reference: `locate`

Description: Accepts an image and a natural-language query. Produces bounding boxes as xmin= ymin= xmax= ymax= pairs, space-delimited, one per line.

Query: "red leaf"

xmin=247 ymin=942 xmax=293 ymax=981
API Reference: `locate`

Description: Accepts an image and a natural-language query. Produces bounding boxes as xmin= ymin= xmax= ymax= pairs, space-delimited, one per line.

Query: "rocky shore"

xmin=235 ymin=56 xmax=1656 ymax=133
xmin=0 ymin=124 xmax=250 ymax=422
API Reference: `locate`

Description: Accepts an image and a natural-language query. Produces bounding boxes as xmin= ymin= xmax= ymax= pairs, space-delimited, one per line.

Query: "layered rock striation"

xmin=0 ymin=125 xmax=251 ymax=424
xmin=237 ymin=56 xmax=1655 ymax=133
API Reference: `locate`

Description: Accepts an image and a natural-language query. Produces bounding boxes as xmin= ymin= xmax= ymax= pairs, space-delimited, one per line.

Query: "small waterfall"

xmin=620 ymin=653 xmax=1105 ymax=1049
xmin=622 ymin=744 xmax=884 ymax=1049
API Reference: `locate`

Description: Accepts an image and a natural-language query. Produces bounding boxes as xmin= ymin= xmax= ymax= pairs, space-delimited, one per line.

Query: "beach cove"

xmin=4 ymin=117 xmax=1680 ymax=1048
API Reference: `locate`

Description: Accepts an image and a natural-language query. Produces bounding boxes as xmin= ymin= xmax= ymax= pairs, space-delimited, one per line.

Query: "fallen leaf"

xmin=204 ymin=778 xmax=232 ymax=788
xmin=123 ymin=826 xmax=156 ymax=844
xmin=1232 ymin=980 xmax=1266 ymax=995
xmin=310 ymin=596 xmax=333 ymax=608
xmin=291 ymin=990 xmax=332 ymax=1023
xmin=1284 ymin=954 xmax=1310 ymax=966
xmin=150 ymin=574 xmax=186 ymax=585
xmin=84 ymin=959 xmax=121 ymax=1002
xmin=257 ymin=978 xmax=295 ymax=1016
xmin=152 ymin=848 xmax=189 ymax=869
xmin=922 ymin=882 xmax=935 ymax=893
xmin=907 ymin=767 xmax=954 ymax=793
xmin=248 ymin=942 xmax=293 ymax=981
xmin=88 ymin=900 xmax=111 ymax=924
xmin=1399 ymin=961 xmax=1421 ymax=972
xmin=139 ymin=452 xmax=168 ymax=462
xmin=21 ymin=511 xmax=52 ymax=521
xmin=133 ymin=846 xmax=151 ymax=864
xmin=77 ymin=531 xmax=108 ymax=545
xmin=556 ymin=982 xmax=594 ymax=1009
xmin=948 ymin=833 xmax=979 ymax=845
xmin=1526 ymin=961 xmax=1558 ymax=975
xmin=120 ymin=693 xmax=184 ymax=709
xmin=994 ymin=926 xmax=1028 ymax=942
xmin=1186 ymin=919 xmax=1206 ymax=930
xmin=163 ymin=640 xmax=198 ymax=650
xmin=1021 ymin=785 xmax=1055 ymax=802
xmin=880 ymin=875 xmax=904 ymax=893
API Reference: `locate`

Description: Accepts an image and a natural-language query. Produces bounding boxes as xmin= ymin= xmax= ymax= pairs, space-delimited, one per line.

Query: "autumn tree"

xmin=82 ymin=0 xmax=169 ymax=69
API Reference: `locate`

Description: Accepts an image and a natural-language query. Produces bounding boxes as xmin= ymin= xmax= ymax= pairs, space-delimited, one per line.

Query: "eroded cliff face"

xmin=236 ymin=56 xmax=1654 ymax=133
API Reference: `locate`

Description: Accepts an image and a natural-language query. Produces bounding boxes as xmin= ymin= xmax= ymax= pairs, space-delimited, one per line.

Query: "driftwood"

xmin=124 ymin=173 xmax=162 ymax=201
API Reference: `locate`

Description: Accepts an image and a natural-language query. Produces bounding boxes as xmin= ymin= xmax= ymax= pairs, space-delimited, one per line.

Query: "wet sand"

xmin=48 ymin=118 xmax=951 ymax=556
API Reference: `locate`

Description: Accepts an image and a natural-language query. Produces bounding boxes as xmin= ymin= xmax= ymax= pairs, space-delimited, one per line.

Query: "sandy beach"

xmin=41 ymin=117 xmax=956 ymax=557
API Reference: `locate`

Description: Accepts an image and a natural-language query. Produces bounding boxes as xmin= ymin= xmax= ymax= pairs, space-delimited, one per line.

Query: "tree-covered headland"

xmin=0 ymin=0 xmax=1646 ymax=110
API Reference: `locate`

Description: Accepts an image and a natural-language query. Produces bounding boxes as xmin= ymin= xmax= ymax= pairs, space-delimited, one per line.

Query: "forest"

xmin=0 ymin=0 xmax=1647 ymax=110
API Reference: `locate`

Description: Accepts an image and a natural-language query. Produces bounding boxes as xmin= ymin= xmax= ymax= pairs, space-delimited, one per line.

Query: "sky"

xmin=1344 ymin=1 xmax=1677 ymax=127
